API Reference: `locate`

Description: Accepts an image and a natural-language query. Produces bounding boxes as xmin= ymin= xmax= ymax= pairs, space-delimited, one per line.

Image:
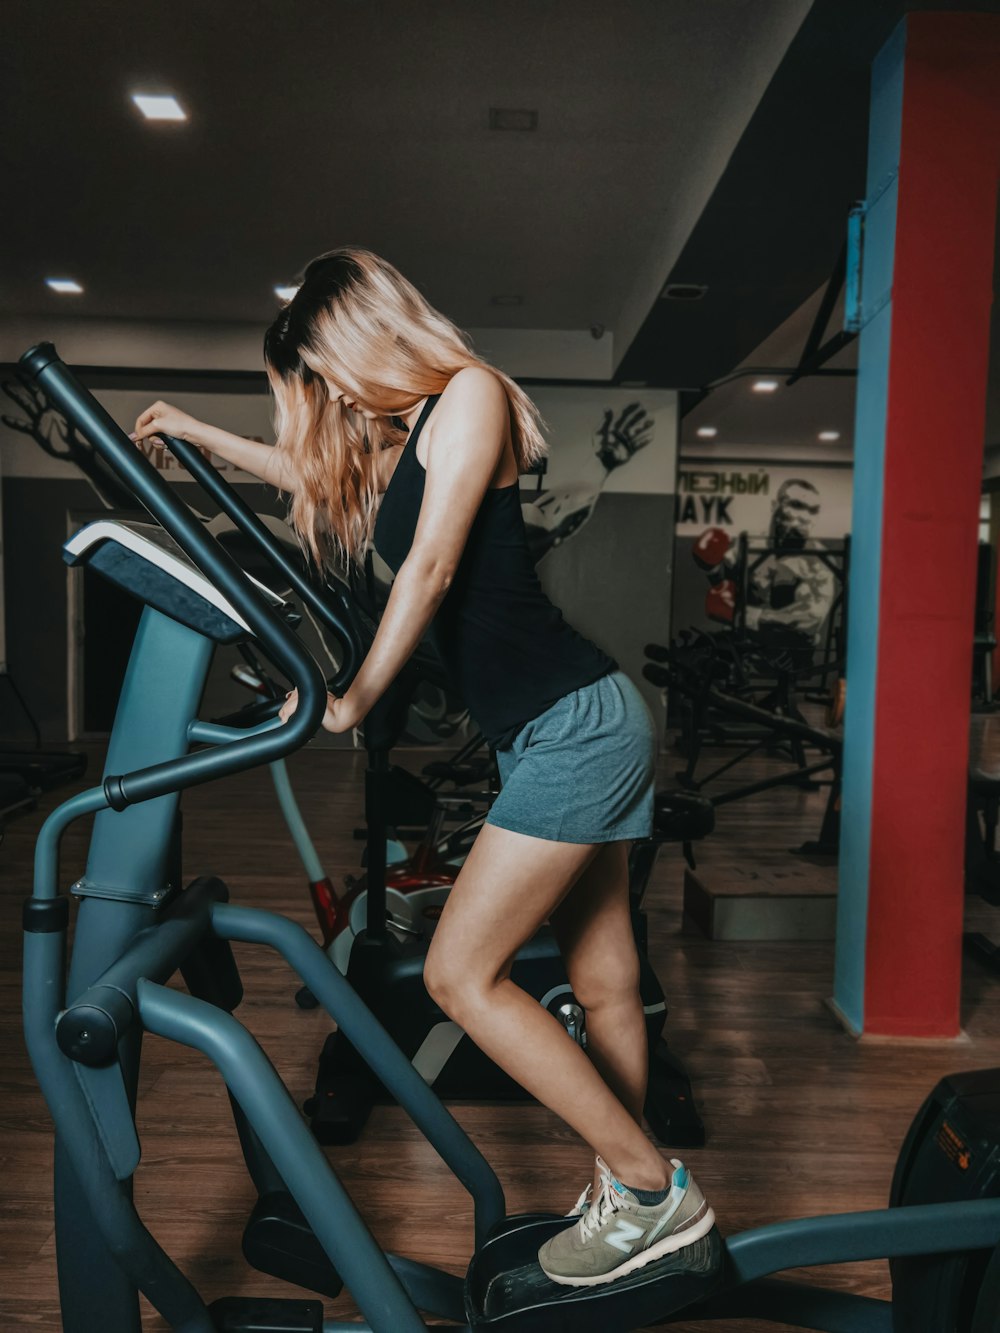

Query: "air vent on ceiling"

xmin=489 ymin=108 xmax=539 ymax=132
xmin=661 ymin=282 xmax=708 ymax=302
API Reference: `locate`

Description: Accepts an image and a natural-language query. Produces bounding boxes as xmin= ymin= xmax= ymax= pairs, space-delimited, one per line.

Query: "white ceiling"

xmin=4 ymin=0 xmax=810 ymax=357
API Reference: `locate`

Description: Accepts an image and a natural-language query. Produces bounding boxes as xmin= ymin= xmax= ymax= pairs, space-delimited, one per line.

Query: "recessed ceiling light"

xmin=132 ymin=93 xmax=187 ymax=122
xmin=274 ymin=285 xmax=300 ymax=302
xmin=752 ymin=379 xmax=779 ymax=393
xmin=491 ymin=294 xmax=523 ymax=307
xmin=661 ymin=283 xmax=709 ymax=302
xmin=818 ymin=430 xmax=841 ymax=441
xmin=696 ymin=426 xmax=718 ymax=438
xmin=46 ymin=278 xmax=83 ymax=294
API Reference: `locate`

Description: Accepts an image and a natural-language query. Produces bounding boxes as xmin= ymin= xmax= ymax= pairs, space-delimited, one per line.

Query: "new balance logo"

xmin=605 ymin=1219 xmax=645 ymax=1254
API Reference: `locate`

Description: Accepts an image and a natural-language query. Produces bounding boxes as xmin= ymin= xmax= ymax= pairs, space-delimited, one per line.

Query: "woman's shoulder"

xmin=438 ymin=365 xmax=507 ymax=415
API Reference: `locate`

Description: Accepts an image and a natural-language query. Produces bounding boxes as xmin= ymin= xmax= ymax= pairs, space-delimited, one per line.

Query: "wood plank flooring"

xmin=3 ymin=734 xmax=1000 ymax=1331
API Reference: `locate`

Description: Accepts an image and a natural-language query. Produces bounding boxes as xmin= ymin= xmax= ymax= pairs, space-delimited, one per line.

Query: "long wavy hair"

xmin=264 ymin=247 xmax=547 ymax=566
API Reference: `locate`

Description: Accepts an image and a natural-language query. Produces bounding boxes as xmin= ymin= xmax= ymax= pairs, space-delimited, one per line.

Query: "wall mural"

xmin=672 ymin=462 xmax=852 ymax=650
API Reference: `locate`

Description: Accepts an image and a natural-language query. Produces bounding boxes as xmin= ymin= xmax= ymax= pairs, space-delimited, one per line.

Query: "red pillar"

xmin=864 ymin=14 xmax=1000 ymax=1036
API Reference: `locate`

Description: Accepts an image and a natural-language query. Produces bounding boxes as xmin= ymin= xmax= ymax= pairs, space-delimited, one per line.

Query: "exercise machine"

xmin=18 ymin=344 xmax=717 ymax=1331
xmin=20 ymin=341 xmax=1000 ymax=1332
xmin=19 ymin=344 xmax=1000 ymax=1332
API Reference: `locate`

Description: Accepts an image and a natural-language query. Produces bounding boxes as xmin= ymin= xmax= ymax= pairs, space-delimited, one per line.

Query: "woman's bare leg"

xmin=424 ymin=823 xmax=669 ymax=1192
xmin=550 ymin=841 xmax=649 ymax=1196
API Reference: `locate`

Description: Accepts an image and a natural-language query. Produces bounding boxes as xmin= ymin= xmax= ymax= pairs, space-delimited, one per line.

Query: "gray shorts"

xmin=485 ymin=669 xmax=657 ymax=844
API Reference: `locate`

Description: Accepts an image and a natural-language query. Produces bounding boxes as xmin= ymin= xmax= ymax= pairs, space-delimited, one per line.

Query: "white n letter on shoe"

xmin=605 ymin=1219 xmax=645 ymax=1254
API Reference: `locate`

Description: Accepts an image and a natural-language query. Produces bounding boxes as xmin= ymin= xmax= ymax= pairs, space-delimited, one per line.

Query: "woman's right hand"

xmin=132 ymin=401 xmax=205 ymax=449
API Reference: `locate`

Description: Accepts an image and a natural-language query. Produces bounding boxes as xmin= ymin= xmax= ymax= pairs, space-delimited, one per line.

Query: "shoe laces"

xmin=569 ymin=1183 xmax=592 ymax=1216
xmin=579 ymin=1168 xmax=632 ymax=1241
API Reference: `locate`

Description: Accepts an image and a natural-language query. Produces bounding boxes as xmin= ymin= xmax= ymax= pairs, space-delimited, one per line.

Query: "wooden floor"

xmin=3 ymin=734 xmax=1000 ymax=1331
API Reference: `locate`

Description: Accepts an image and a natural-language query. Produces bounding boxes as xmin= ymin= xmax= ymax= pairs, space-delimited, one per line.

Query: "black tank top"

xmin=373 ymin=394 xmax=616 ymax=748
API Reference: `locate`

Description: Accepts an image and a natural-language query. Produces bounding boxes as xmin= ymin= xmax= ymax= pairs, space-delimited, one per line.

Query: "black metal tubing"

xmin=710 ymin=757 xmax=835 ymax=808
xmin=660 ymin=657 xmax=842 ymax=756
xmin=17 ymin=344 xmax=328 ymax=806
xmin=161 ymin=433 xmax=362 ymax=690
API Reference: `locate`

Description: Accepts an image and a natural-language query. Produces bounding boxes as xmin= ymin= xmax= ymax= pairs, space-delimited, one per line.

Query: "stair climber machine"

xmin=150 ymin=417 xmax=706 ymax=1151
xmin=20 ymin=344 xmax=1000 ymax=1333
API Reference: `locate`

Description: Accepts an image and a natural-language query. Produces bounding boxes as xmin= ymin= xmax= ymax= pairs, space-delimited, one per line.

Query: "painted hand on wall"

xmin=593 ymin=402 xmax=654 ymax=472
xmin=522 ymin=402 xmax=654 ymax=561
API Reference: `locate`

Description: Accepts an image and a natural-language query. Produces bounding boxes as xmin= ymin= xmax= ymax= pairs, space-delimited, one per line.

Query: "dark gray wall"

xmin=536 ymin=492 xmax=673 ymax=740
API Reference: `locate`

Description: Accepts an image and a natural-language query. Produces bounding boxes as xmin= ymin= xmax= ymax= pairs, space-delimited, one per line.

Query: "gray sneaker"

xmin=539 ymin=1156 xmax=714 ymax=1287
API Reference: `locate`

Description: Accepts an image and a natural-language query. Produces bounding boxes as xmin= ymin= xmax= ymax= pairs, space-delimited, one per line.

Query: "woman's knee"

xmin=569 ymin=958 xmax=642 ymax=1015
xmin=423 ymin=948 xmax=457 ymax=1014
xmin=424 ymin=947 xmax=503 ymax=1020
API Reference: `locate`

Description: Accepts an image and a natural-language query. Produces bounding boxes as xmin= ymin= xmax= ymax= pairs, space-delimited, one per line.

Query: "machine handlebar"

xmin=17 ymin=343 xmax=328 ymax=809
xmin=160 ymin=432 xmax=362 ymax=691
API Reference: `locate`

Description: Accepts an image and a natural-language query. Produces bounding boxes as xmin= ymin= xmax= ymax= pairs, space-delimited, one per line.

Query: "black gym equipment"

xmin=972 ymin=542 xmax=996 ymax=711
xmin=965 ymin=759 xmax=1000 ymax=973
xmin=19 ymin=341 xmax=1000 ymax=1333
xmin=645 ymin=642 xmax=843 ymax=859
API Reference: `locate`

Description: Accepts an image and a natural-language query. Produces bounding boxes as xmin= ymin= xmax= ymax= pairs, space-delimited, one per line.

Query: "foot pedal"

xmin=466 ymin=1215 xmax=722 ymax=1330
xmin=209 ymin=1296 xmax=323 ymax=1331
xmin=242 ymin=1191 xmax=343 ymax=1299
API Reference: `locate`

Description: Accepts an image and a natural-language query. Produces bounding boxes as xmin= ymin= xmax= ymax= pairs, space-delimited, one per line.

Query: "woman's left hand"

xmin=279 ymin=688 xmax=362 ymax=734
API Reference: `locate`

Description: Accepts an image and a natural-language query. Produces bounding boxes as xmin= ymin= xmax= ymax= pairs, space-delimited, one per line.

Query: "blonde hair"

xmin=264 ymin=247 xmax=547 ymax=566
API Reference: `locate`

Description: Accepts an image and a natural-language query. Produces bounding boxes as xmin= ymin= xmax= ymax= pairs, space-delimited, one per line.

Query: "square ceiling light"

xmin=132 ymin=93 xmax=187 ymax=122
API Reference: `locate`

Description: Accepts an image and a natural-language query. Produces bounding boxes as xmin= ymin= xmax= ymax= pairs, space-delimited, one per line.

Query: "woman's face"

xmin=324 ymin=378 xmax=377 ymax=421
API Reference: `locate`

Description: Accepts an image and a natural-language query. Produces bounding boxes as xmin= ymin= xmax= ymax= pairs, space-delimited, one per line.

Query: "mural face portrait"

xmin=772 ymin=479 xmax=821 ymax=551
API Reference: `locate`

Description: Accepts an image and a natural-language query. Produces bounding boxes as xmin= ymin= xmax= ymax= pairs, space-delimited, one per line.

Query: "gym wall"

xmin=527 ymin=386 xmax=678 ymax=733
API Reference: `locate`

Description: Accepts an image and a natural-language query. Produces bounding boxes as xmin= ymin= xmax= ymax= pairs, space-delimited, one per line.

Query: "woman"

xmin=133 ymin=248 xmax=714 ymax=1286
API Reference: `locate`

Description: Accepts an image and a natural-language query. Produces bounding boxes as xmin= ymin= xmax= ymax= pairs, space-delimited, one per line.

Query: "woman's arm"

xmin=133 ymin=401 xmax=299 ymax=491
xmin=134 ymin=402 xmax=405 ymax=496
xmin=332 ymin=368 xmax=508 ymax=729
